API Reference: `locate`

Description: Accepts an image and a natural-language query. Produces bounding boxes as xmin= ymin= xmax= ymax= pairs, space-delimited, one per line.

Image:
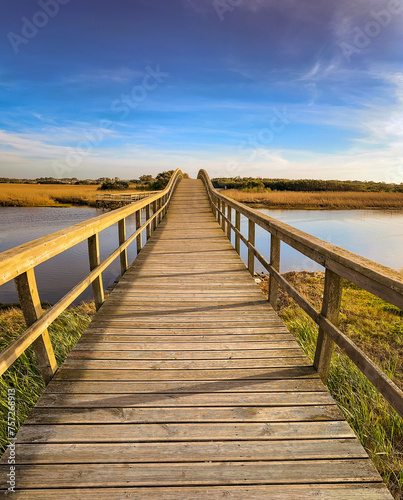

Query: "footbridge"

xmin=0 ymin=169 xmax=402 ymax=498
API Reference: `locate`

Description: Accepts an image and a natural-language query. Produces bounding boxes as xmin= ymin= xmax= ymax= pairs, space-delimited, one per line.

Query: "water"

xmin=236 ymin=209 xmax=403 ymax=274
xmin=0 ymin=207 xmax=141 ymax=305
xmin=1 ymin=207 xmax=402 ymax=304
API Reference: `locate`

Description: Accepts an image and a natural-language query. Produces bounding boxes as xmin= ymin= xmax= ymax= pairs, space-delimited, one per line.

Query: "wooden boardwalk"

xmin=1 ymin=179 xmax=392 ymax=498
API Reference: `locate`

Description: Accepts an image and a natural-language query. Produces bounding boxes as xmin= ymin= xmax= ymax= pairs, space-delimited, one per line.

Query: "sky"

xmin=0 ymin=0 xmax=403 ymax=182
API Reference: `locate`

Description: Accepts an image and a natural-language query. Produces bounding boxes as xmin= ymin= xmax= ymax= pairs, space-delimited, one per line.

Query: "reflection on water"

xmin=1 ymin=207 xmax=402 ymax=304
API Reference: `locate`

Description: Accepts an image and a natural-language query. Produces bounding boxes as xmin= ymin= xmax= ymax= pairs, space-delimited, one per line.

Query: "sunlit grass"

xmin=259 ymin=271 xmax=403 ymax=498
xmin=0 ymin=183 xmax=144 ymax=207
xmin=0 ymin=302 xmax=95 ymax=452
xmin=224 ymin=189 xmax=403 ymax=209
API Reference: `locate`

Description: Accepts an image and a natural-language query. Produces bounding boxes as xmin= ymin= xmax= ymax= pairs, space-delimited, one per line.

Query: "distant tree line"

xmin=212 ymin=177 xmax=403 ymax=193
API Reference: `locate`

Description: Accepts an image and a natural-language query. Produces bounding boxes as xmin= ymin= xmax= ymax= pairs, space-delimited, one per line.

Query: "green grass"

xmin=259 ymin=271 xmax=403 ymax=499
xmin=0 ymin=302 xmax=95 ymax=453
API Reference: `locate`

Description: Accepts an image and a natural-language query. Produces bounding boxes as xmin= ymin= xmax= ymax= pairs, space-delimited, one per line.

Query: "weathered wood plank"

xmin=60 ymin=358 xmax=311 ymax=370
xmin=13 ymin=421 xmax=355 ymax=443
xmin=5 ymin=484 xmax=392 ymax=500
xmin=25 ymin=405 xmax=344 ymax=424
xmin=67 ymin=348 xmax=305 ymax=359
xmin=2 ymin=439 xmax=366 ymax=464
xmin=35 ymin=391 xmax=334 ymax=408
xmin=53 ymin=366 xmax=319 ymax=381
xmin=44 ymin=378 xmax=326 ymax=393
xmin=0 ymin=460 xmax=381 ymax=488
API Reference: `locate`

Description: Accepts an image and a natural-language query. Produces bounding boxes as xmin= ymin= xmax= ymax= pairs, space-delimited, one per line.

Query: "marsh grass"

xmin=0 ymin=184 xmax=143 ymax=207
xmin=259 ymin=271 xmax=403 ymax=498
xmin=0 ymin=301 xmax=95 ymax=453
xmin=224 ymin=189 xmax=403 ymax=209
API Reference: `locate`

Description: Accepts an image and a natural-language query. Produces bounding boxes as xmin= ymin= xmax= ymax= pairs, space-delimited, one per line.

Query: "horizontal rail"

xmin=198 ymin=169 xmax=403 ymax=419
xmin=0 ymin=179 xmax=179 ymax=287
xmin=96 ymin=191 xmax=158 ymax=202
xmin=198 ymin=170 xmax=403 ymax=310
xmin=0 ymin=169 xmax=182 ymax=382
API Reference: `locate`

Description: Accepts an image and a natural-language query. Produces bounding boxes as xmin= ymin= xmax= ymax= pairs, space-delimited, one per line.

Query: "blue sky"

xmin=0 ymin=0 xmax=403 ymax=181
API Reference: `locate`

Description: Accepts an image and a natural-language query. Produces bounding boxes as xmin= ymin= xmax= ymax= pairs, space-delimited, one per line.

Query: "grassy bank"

xmin=257 ymin=271 xmax=403 ymax=498
xmin=223 ymin=189 xmax=403 ymax=209
xmin=0 ymin=301 xmax=95 ymax=452
xmin=0 ymin=183 xmax=143 ymax=207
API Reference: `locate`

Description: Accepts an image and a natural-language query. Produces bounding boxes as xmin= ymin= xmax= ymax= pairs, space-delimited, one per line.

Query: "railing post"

xmin=235 ymin=211 xmax=240 ymax=254
xmin=14 ymin=268 xmax=57 ymax=385
xmin=227 ymin=205 xmax=232 ymax=241
xmin=146 ymin=204 xmax=151 ymax=240
xmin=152 ymin=200 xmax=157 ymax=231
xmin=88 ymin=233 xmax=104 ymax=311
xmin=221 ymin=201 xmax=226 ymax=232
xmin=269 ymin=235 xmax=281 ymax=308
xmin=248 ymin=220 xmax=255 ymax=276
xmin=314 ymin=268 xmax=343 ymax=381
xmin=118 ymin=218 xmax=128 ymax=275
xmin=136 ymin=210 xmax=142 ymax=254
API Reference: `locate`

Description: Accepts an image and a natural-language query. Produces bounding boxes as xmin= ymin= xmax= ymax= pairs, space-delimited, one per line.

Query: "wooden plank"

xmin=14 ymin=421 xmax=355 ymax=443
xmin=35 ymin=392 xmax=334 ymax=408
xmin=25 ymin=405 xmax=344 ymax=424
xmin=5 ymin=484 xmax=392 ymax=500
xmin=59 ymin=358 xmax=312 ymax=370
xmin=67 ymin=348 xmax=306 ymax=359
xmin=0 ymin=460 xmax=381 ymax=488
xmin=53 ymin=366 xmax=320 ymax=381
xmin=2 ymin=439 xmax=366 ymax=464
xmin=44 ymin=379 xmax=326 ymax=394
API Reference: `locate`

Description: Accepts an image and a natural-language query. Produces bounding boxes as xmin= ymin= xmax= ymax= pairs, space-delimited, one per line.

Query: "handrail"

xmin=198 ymin=169 xmax=403 ymax=418
xmin=0 ymin=169 xmax=183 ymax=383
xmin=95 ymin=191 xmax=159 ymax=203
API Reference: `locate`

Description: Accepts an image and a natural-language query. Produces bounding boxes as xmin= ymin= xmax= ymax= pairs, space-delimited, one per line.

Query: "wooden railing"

xmin=198 ymin=169 xmax=403 ymax=418
xmin=0 ymin=169 xmax=183 ymax=384
xmin=95 ymin=191 xmax=158 ymax=207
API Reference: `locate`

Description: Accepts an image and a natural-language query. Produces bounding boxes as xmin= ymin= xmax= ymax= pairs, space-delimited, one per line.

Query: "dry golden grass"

xmin=0 ymin=183 xmax=147 ymax=207
xmin=223 ymin=189 xmax=403 ymax=209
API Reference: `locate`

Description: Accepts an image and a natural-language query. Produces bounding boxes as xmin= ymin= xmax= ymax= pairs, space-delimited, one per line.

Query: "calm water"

xmin=238 ymin=209 xmax=403 ymax=274
xmin=1 ymin=207 xmax=402 ymax=304
xmin=0 ymin=207 xmax=142 ymax=304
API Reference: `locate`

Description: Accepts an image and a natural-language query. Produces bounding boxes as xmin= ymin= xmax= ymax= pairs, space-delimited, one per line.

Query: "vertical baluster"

xmin=221 ymin=201 xmax=226 ymax=232
xmin=152 ymin=200 xmax=157 ymax=231
xmin=314 ymin=269 xmax=343 ymax=381
xmin=146 ymin=204 xmax=151 ymax=240
xmin=227 ymin=205 xmax=232 ymax=241
xmin=88 ymin=233 xmax=104 ymax=310
xmin=235 ymin=211 xmax=240 ymax=255
xmin=118 ymin=218 xmax=128 ymax=275
xmin=14 ymin=268 xmax=57 ymax=385
xmin=268 ymin=235 xmax=280 ymax=308
xmin=136 ymin=210 xmax=142 ymax=254
xmin=248 ymin=220 xmax=255 ymax=276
